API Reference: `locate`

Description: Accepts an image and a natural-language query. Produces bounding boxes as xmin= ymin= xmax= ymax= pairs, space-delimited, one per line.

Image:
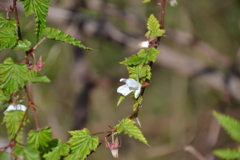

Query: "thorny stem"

xmin=87 ymin=0 xmax=167 ymax=158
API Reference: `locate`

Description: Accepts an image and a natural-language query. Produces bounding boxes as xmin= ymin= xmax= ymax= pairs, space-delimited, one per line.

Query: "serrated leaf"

xmin=44 ymin=28 xmax=94 ymax=51
xmin=213 ymin=111 xmax=240 ymax=142
xmin=120 ymin=55 xmax=145 ymax=66
xmin=0 ymin=14 xmax=17 ymax=32
xmin=67 ymin=128 xmax=99 ymax=160
xmin=115 ymin=118 xmax=148 ymax=145
xmin=0 ymin=90 xmax=10 ymax=104
xmin=13 ymin=144 xmax=41 ymax=160
xmin=127 ymin=65 xmax=151 ymax=80
xmin=117 ymin=95 xmax=126 ymax=106
xmin=214 ymin=147 xmax=240 ymax=159
xmin=14 ymin=39 xmax=31 ymax=51
xmin=25 ymin=70 xmax=50 ymax=83
xmin=27 ymin=126 xmax=52 ymax=150
xmin=20 ymin=0 xmax=51 ymax=42
xmin=3 ymin=110 xmax=25 ymax=141
xmin=145 ymin=14 xmax=165 ymax=38
xmin=133 ymin=95 xmax=143 ymax=111
xmin=0 ymin=28 xmax=18 ymax=51
xmin=0 ymin=151 xmax=11 ymax=160
xmin=137 ymin=48 xmax=160 ymax=63
xmin=43 ymin=140 xmax=69 ymax=160
xmin=0 ymin=58 xmax=28 ymax=94
xmin=64 ymin=154 xmax=81 ymax=160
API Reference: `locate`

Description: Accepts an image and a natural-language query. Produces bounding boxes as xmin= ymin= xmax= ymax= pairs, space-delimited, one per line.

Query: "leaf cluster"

xmin=213 ymin=111 xmax=240 ymax=159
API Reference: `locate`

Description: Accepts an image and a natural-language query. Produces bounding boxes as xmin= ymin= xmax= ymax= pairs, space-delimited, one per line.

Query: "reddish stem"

xmin=0 ymin=4 xmax=10 ymax=12
xmin=12 ymin=0 xmax=22 ymax=40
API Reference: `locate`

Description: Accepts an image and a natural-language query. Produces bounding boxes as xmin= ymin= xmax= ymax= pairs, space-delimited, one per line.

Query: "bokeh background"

xmin=1 ymin=0 xmax=240 ymax=159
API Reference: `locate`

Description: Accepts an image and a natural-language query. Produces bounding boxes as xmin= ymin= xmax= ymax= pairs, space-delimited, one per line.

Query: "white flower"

xmin=169 ymin=0 xmax=178 ymax=6
xmin=111 ymin=148 xmax=119 ymax=158
xmin=138 ymin=41 xmax=149 ymax=49
xmin=117 ymin=78 xmax=141 ymax=98
xmin=4 ymin=104 xmax=27 ymax=114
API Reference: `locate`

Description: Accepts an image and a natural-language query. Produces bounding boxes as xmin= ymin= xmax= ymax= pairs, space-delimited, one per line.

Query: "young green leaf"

xmin=127 ymin=65 xmax=151 ymax=80
xmin=214 ymin=147 xmax=240 ymax=159
xmin=13 ymin=144 xmax=41 ymax=160
xmin=25 ymin=71 xmax=50 ymax=83
xmin=145 ymin=14 xmax=165 ymax=38
xmin=0 ymin=14 xmax=17 ymax=32
xmin=120 ymin=55 xmax=145 ymax=66
xmin=0 ymin=58 xmax=28 ymax=94
xmin=143 ymin=0 xmax=151 ymax=3
xmin=0 ymin=151 xmax=11 ymax=160
xmin=67 ymin=128 xmax=99 ymax=160
xmin=0 ymin=90 xmax=10 ymax=104
xmin=64 ymin=153 xmax=81 ymax=160
xmin=213 ymin=111 xmax=240 ymax=142
xmin=27 ymin=126 xmax=52 ymax=150
xmin=0 ymin=28 xmax=18 ymax=51
xmin=43 ymin=140 xmax=69 ymax=160
xmin=44 ymin=28 xmax=94 ymax=51
xmin=14 ymin=39 xmax=32 ymax=51
xmin=137 ymin=48 xmax=160 ymax=63
xmin=115 ymin=118 xmax=149 ymax=146
xmin=20 ymin=0 xmax=51 ymax=42
xmin=3 ymin=110 xmax=26 ymax=141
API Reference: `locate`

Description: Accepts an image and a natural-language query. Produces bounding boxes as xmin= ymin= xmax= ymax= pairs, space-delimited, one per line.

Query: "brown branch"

xmin=185 ymin=145 xmax=207 ymax=160
xmin=12 ymin=0 xmax=22 ymax=40
xmin=0 ymin=4 xmax=10 ymax=12
xmin=159 ymin=0 xmax=166 ymax=29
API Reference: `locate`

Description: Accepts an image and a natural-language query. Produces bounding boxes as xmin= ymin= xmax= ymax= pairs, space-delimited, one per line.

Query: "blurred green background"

xmin=1 ymin=0 xmax=240 ymax=159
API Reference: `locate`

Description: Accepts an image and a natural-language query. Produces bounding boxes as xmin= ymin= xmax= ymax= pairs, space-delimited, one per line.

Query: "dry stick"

xmin=87 ymin=0 xmax=167 ymax=158
xmin=185 ymin=145 xmax=207 ymax=160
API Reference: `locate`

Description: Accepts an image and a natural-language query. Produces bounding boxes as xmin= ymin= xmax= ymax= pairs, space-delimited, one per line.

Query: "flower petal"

xmin=138 ymin=41 xmax=149 ymax=49
xmin=4 ymin=104 xmax=27 ymax=115
xmin=117 ymin=84 xmax=132 ymax=96
xmin=125 ymin=79 xmax=140 ymax=90
xmin=134 ymin=87 xmax=141 ymax=98
xmin=119 ymin=78 xmax=127 ymax=82
xmin=110 ymin=149 xmax=119 ymax=158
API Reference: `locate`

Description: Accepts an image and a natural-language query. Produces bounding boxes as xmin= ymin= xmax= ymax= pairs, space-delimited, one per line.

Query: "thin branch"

xmin=12 ymin=0 xmax=22 ymax=40
xmin=159 ymin=0 xmax=166 ymax=29
xmin=185 ymin=145 xmax=207 ymax=160
xmin=0 ymin=4 xmax=10 ymax=12
xmin=32 ymin=37 xmax=47 ymax=51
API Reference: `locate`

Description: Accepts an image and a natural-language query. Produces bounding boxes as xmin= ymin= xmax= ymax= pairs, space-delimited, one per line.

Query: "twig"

xmin=0 ymin=4 xmax=10 ymax=12
xmin=185 ymin=145 xmax=207 ymax=160
xmin=32 ymin=37 xmax=47 ymax=51
xmin=12 ymin=0 xmax=22 ymax=40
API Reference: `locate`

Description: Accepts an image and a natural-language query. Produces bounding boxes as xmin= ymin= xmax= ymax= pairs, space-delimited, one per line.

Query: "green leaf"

xmin=67 ymin=128 xmax=99 ymax=160
xmin=214 ymin=147 xmax=240 ymax=159
xmin=20 ymin=0 xmax=51 ymax=42
xmin=14 ymin=39 xmax=31 ymax=51
xmin=3 ymin=110 xmax=25 ymax=141
xmin=43 ymin=140 xmax=69 ymax=160
xmin=145 ymin=14 xmax=165 ymax=38
xmin=0 ymin=90 xmax=10 ymax=104
xmin=27 ymin=126 xmax=52 ymax=150
xmin=0 ymin=58 xmax=28 ymax=94
xmin=120 ymin=55 xmax=145 ymax=66
xmin=25 ymin=71 xmax=50 ymax=83
xmin=64 ymin=154 xmax=81 ymax=160
xmin=13 ymin=144 xmax=41 ymax=160
xmin=127 ymin=65 xmax=151 ymax=80
xmin=133 ymin=95 xmax=143 ymax=111
xmin=0 ymin=151 xmax=11 ymax=160
xmin=213 ymin=111 xmax=240 ymax=142
xmin=0 ymin=28 xmax=18 ymax=51
xmin=115 ymin=118 xmax=149 ymax=146
xmin=137 ymin=48 xmax=160 ymax=63
xmin=44 ymin=28 xmax=94 ymax=51
xmin=143 ymin=0 xmax=151 ymax=3
xmin=117 ymin=95 xmax=126 ymax=106
xmin=0 ymin=14 xmax=17 ymax=32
